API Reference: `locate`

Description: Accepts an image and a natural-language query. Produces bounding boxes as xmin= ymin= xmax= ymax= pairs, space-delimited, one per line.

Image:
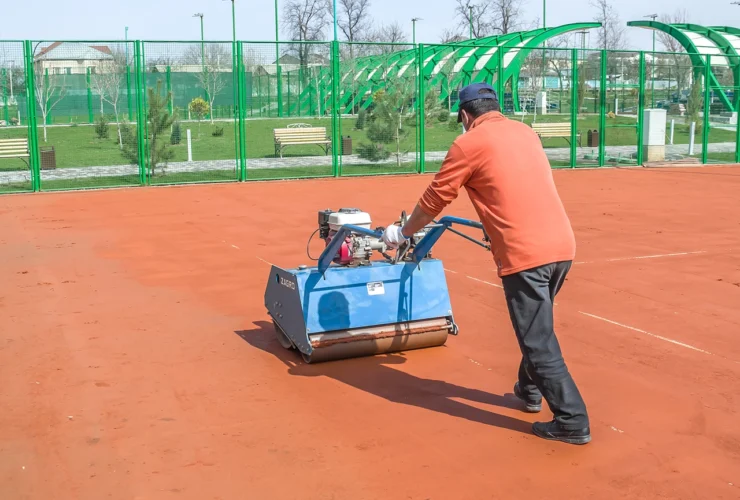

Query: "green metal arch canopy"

xmin=628 ymin=20 xmax=736 ymax=110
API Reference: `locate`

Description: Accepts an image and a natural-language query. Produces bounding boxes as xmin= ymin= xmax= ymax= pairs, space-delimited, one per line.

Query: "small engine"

xmin=318 ymin=208 xmax=388 ymax=266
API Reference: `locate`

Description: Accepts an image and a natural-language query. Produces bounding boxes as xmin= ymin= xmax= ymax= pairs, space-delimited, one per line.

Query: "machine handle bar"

xmin=316 ymin=217 xmax=486 ymax=275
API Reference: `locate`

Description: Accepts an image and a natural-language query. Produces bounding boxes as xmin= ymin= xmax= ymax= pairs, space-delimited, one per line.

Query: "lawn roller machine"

xmin=263 ymin=208 xmax=490 ymax=364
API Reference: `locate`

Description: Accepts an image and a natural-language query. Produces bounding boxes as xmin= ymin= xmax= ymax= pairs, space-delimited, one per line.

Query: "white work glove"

xmin=382 ymin=225 xmax=409 ymax=249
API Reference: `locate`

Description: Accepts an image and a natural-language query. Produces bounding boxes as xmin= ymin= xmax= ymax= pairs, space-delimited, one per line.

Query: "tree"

xmin=368 ymin=22 xmax=408 ymax=54
xmin=33 ymin=65 xmax=67 ymax=142
xmin=189 ymin=97 xmax=209 ymax=133
xmin=686 ymin=76 xmax=702 ymax=129
xmin=121 ymin=81 xmax=175 ymax=177
xmin=184 ymin=44 xmax=230 ymax=124
xmin=357 ymin=79 xmax=415 ymax=167
xmin=491 ymin=0 xmax=524 ymax=35
xmin=591 ymin=0 xmax=627 ymax=50
xmin=92 ymin=50 xmax=127 ymax=148
xmin=330 ymin=0 xmax=371 ymax=58
xmin=440 ymin=29 xmax=466 ymax=44
xmin=283 ymin=0 xmax=328 ymax=68
xmin=454 ymin=1 xmax=492 ymax=39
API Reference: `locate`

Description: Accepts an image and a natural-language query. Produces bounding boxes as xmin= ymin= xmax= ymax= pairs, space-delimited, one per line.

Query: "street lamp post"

xmin=543 ymin=0 xmax=546 ymax=29
xmin=193 ymin=13 xmax=207 ymax=112
xmin=412 ymin=17 xmax=422 ymax=46
xmin=645 ymin=13 xmax=658 ymax=108
xmin=469 ymin=7 xmax=473 ymax=39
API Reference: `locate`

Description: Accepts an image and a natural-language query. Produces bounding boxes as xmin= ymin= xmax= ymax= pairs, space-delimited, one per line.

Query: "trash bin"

xmin=341 ymin=136 xmax=352 ymax=155
xmin=587 ymin=129 xmax=599 ymax=148
xmin=40 ymin=146 xmax=56 ymax=170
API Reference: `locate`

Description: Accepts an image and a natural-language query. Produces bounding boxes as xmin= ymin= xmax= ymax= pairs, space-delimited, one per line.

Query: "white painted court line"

xmin=231 ymin=244 xmax=240 ymax=250
xmin=444 ymin=268 xmax=458 ymax=274
xmin=466 ymin=275 xmax=503 ymax=289
xmin=575 ymin=251 xmax=706 ymax=265
xmin=579 ymin=311 xmax=714 ymax=356
xmin=256 ymin=256 xmax=273 ymax=266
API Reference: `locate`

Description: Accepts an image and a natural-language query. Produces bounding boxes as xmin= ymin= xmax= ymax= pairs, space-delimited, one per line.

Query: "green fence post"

xmin=636 ymin=51 xmax=646 ymax=166
xmin=570 ymin=49 xmax=578 ymax=168
xmin=418 ymin=44 xmax=426 ymax=174
xmin=134 ymin=41 xmax=148 ymax=184
xmin=23 ymin=40 xmax=41 ymax=191
xmin=268 ymin=74 xmax=272 ymax=118
xmin=166 ymin=66 xmax=173 ymax=115
xmin=86 ymin=67 xmax=94 ymax=123
xmin=702 ymin=55 xmax=711 ymax=164
xmin=238 ymin=42 xmax=247 ymax=181
xmin=126 ymin=64 xmax=133 ymax=121
xmin=1 ymin=69 xmax=8 ymax=125
xmin=598 ymin=50 xmax=607 ymax=167
xmin=232 ymin=41 xmax=240 ymax=180
xmin=330 ymin=41 xmax=340 ymax=177
xmin=497 ymin=48 xmax=505 ymax=110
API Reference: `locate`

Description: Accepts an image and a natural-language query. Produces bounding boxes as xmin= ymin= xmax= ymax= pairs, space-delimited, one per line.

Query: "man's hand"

xmin=381 ymin=225 xmax=408 ymax=249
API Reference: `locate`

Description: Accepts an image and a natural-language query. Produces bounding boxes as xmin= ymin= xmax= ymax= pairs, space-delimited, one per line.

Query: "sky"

xmin=2 ymin=0 xmax=740 ymax=51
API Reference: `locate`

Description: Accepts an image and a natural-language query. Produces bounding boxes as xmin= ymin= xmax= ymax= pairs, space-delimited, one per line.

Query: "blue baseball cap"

xmin=457 ymin=83 xmax=499 ymax=122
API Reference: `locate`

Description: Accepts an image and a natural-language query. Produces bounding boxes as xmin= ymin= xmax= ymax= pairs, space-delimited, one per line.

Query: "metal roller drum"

xmin=264 ymin=209 xmax=488 ymax=364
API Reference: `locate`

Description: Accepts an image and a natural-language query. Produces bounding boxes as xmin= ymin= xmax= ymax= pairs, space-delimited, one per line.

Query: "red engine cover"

xmin=325 ymin=232 xmax=353 ymax=265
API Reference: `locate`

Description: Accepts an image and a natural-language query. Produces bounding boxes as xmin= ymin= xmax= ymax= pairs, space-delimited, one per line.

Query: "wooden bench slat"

xmin=273 ymin=126 xmax=331 ymax=158
xmin=0 ymin=154 xmax=30 ymax=158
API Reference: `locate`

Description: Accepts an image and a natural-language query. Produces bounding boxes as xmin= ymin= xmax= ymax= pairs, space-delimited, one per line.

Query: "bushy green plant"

xmin=94 ymin=114 xmax=109 ymax=139
xmin=355 ymin=109 xmax=367 ymax=130
xmin=355 ymin=143 xmax=391 ymax=162
xmin=211 ymin=125 xmax=224 ymax=137
xmin=170 ymin=122 xmax=181 ymax=145
xmin=437 ymin=110 xmax=450 ymax=122
xmin=121 ymin=80 xmax=175 ymax=176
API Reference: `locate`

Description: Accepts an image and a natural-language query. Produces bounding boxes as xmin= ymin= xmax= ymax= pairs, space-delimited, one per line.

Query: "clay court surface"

xmin=1 ymin=166 xmax=739 ymax=499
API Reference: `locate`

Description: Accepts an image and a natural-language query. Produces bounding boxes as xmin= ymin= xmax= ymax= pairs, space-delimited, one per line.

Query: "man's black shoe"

xmin=514 ymin=382 xmax=542 ymax=413
xmin=532 ymin=420 xmax=591 ymax=445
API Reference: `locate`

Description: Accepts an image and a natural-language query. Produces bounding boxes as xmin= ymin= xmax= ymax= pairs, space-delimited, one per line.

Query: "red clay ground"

xmin=1 ymin=166 xmax=739 ymax=499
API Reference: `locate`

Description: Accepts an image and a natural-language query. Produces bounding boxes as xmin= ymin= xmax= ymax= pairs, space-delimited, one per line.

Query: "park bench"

xmin=0 ymin=138 xmax=30 ymax=166
xmin=531 ymin=122 xmax=582 ymax=147
xmin=273 ymin=124 xmax=331 ymax=158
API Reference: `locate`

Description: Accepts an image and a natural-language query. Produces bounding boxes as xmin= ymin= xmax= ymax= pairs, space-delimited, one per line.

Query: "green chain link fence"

xmin=0 ymin=39 xmax=736 ymax=194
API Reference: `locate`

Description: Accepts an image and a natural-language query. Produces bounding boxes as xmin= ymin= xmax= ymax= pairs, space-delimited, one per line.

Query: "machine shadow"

xmin=236 ymin=321 xmax=534 ymax=436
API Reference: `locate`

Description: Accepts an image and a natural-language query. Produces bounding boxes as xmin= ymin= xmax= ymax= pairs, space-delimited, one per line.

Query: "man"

xmin=381 ymin=83 xmax=590 ymax=445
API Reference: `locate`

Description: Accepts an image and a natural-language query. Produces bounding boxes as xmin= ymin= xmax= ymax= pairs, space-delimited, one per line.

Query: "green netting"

xmin=28 ymin=41 xmax=140 ymax=190
xmin=651 ymin=53 xmax=706 ymax=162
xmin=243 ymin=41 xmax=333 ymax=181
xmin=142 ymin=42 xmax=239 ymax=185
xmin=0 ymin=41 xmax=33 ymax=193
xmin=2 ymin=35 xmax=740 ymax=195
xmin=706 ymin=54 xmax=738 ymax=164
xmin=338 ymin=42 xmax=419 ymax=177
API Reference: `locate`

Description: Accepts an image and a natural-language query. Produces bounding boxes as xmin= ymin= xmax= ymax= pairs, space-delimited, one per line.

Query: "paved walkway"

xmin=0 ymin=142 xmax=736 ymax=185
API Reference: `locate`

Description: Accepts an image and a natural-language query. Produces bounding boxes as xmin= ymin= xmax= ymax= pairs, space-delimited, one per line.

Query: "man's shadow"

xmin=236 ymin=321 xmax=534 ymax=436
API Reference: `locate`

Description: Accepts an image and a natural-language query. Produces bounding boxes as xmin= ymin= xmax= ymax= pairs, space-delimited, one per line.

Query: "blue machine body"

xmin=264 ymin=216 xmax=487 ymax=358
xmin=265 ymin=260 xmax=454 ymax=356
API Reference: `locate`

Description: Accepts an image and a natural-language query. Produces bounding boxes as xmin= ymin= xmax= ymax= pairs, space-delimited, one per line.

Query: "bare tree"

xmin=491 ymin=0 xmax=524 ymax=35
xmin=93 ymin=50 xmax=127 ymax=148
xmin=283 ymin=0 xmax=329 ymax=68
xmin=329 ymin=0 xmax=371 ymax=57
xmin=440 ymin=29 xmax=466 ymax=44
xmin=591 ymin=0 xmax=627 ymax=50
xmin=454 ymin=1 xmax=492 ymax=39
xmin=184 ymin=44 xmax=230 ymax=124
xmin=368 ymin=22 xmax=408 ymax=54
xmin=32 ymin=65 xmax=66 ymax=142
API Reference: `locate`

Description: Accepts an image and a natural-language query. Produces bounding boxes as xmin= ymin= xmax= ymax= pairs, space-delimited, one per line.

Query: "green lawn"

xmin=0 ymin=114 xmax=736 ymax=174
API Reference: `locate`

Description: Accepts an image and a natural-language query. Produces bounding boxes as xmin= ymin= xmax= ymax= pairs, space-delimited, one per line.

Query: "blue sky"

xmin=2 ymin=0 xmax=740 ymax=51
